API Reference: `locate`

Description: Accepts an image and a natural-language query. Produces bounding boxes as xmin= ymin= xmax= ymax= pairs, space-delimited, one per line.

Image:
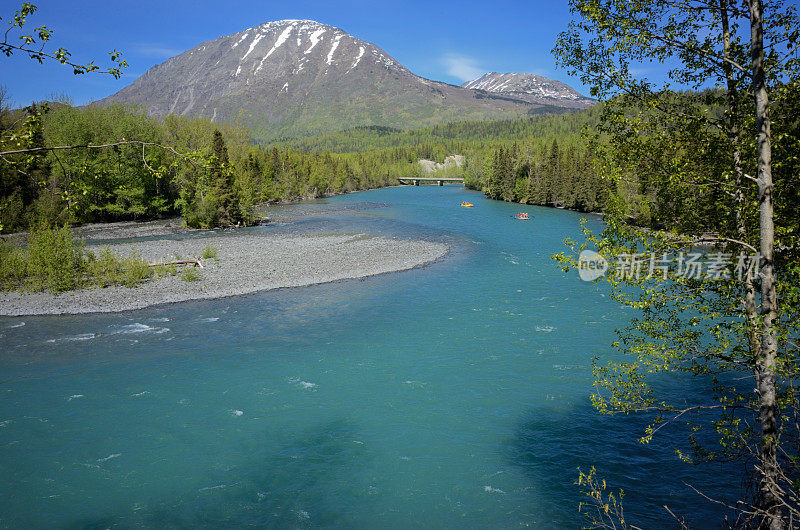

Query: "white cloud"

xmin=134 ymin=44 xmax=184 ymax=59
xmin=440 ymin=53 xmax=486 ymax=82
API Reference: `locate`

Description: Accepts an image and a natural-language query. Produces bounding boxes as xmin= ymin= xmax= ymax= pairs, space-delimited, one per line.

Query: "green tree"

xmin=554 ymin=0 xmax=800 ymax=525
xmin=208 ymin=129 xmax=235 ymax=223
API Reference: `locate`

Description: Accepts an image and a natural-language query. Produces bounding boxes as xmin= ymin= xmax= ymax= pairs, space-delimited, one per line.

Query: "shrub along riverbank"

xmin=0 ymin=225 xmax=208 ymax=294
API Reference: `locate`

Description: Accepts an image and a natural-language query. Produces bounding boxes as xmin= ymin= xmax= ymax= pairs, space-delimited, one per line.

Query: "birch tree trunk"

xmin=719 ymin=0 xmax=761 ymax=360
xmin=749 ymin=0 xmax=781 ymax=526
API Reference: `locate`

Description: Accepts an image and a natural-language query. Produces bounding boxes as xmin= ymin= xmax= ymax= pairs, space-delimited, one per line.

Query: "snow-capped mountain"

xmin=97 ymin=21 xmax=589 ymax=140
xmin=96 ymin=20 xmax=520 ymax=139
xmin=462 ymin=72 xmax=595 ymax=109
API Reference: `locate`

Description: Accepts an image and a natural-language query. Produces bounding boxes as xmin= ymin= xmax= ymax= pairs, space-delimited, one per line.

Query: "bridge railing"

xmin=398 ymin=177 xmax=464 ymax=186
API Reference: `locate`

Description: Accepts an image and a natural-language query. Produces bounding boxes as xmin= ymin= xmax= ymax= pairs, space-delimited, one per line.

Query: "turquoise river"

xmin=0 ymin=186 xmax=739 ymax=527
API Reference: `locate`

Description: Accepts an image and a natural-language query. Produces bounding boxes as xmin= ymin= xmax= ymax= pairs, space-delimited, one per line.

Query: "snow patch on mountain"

xmin=256 ymin=24 xmax=294 ymax=73
xmin=305 ymin=28 xmax=326 ymax=54
xmin=327 ymin=34 xmax=343 ymax=65
xmin=347 ymin=46 xmax=365 ymax=72
xmin=232 ymin=32 xmax=250 ymax=48
xmin=241 ymin=33 xmax=265 ymax=62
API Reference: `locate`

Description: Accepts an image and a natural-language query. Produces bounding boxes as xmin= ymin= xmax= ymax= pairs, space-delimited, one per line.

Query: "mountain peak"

xmin=97 ymin=22 xmax=588 ymax=141
xmin=462 ymin=72 xmax=594 ymax=108
xmin=242 ymin=19 xmax=338 ymax=34
xmin=215 ymin=18 xmax=401 ymax=78
xmin=262 ymin=19 xmax=325 ymax=25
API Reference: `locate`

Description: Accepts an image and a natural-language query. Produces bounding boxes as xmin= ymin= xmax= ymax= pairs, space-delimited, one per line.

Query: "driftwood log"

xmin=148 ymin=258 xmax=204 ymax=269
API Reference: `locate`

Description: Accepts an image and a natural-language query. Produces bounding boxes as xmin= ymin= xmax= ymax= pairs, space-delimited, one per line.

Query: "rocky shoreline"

xmin=0 ymin=231 xmax=449 ymax=316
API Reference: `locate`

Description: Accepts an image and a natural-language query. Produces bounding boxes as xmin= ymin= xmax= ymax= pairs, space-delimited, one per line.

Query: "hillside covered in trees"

xmin=7 ymin=87 xmax=787 ymax=235
xmin=1 ymin=100 xmax=603 ymax=233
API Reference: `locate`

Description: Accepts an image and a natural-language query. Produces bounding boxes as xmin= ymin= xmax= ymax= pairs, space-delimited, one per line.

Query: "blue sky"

xmin=3 ymin=0 xmax=593 ymax=106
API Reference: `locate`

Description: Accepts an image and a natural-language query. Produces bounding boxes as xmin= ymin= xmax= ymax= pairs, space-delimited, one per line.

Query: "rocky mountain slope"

xmin=97 ymin=21 xmax=532 ymax=140
xmin=462 ymin=72 xmax=595 ymax=109
xmin=97 ymin=21 xmax=592 ymax=140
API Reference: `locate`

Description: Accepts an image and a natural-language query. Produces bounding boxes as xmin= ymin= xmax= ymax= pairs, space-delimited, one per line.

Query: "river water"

xmin=0 ymin=186 xmax=736 ymax=527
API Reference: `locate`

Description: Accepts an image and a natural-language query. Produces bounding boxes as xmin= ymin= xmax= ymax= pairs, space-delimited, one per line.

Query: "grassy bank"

xmin=0 ymin=225 xmax=206 ymax=293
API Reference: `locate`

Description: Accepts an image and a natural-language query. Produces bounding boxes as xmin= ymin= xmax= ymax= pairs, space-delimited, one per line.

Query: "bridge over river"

xmin=397 ymin=177 xmax=464 ymax=186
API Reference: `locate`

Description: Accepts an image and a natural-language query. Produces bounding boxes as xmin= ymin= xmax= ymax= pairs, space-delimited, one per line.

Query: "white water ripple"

xmin=46 ymin=333 xmax=98 ymax=343
xmin=288 ymin=378 xmax=317 ymax=390
xmin=109 ymin=323 xmax=169 ymax=335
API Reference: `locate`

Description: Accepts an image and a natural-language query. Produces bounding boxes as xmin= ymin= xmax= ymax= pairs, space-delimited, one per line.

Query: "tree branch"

xmin=1 ymin=140 xmax=202 ymax=167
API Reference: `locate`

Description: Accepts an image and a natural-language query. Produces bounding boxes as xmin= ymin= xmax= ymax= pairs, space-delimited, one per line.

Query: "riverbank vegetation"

xmin=0 ymin=225 xmax=149 ymax=293
xmin=0 ymin=224 xmax=217 ymax=293
xmin=0 ymin=102 xmax=399 ymax=232
xmin=1 ymin=96 xmax=601 ymax=234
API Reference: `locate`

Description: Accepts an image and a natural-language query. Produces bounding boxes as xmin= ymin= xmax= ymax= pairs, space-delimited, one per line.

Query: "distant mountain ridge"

xmin=97 ymin=20 xmax=592 ymax=140
xmin=462 ymin=72 xmax=595 ymax=109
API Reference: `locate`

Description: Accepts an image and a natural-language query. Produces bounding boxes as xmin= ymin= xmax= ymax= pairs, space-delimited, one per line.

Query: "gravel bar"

xmin=0 ymin=232 xmax=449 ymax=316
